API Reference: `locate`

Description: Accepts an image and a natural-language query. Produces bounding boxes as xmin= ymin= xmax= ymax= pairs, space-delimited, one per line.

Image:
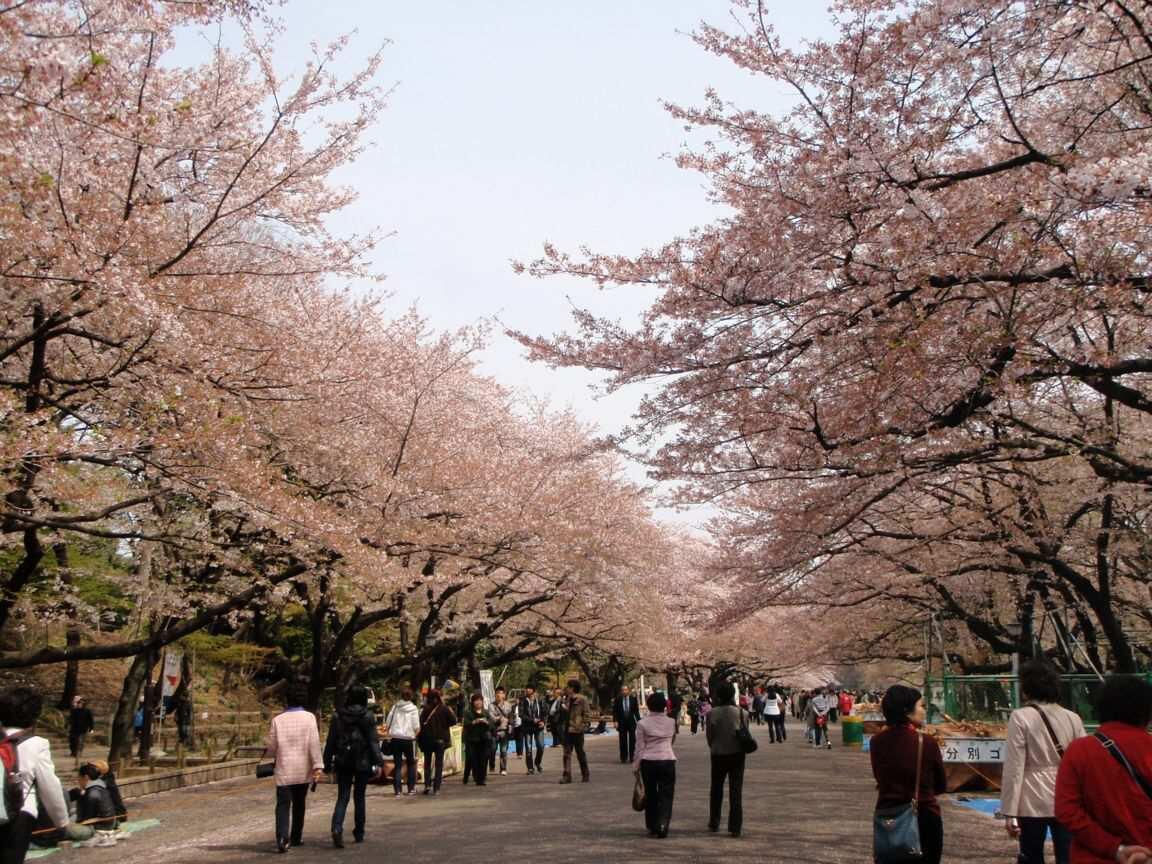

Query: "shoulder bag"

xmin=873 ymin=732 xmax=924 ymax=863
xmin=1027 ymin=704 xmax=1066 ymax=757
xmin=736 ymin=708 xmax=758 ymax=754
xmin=1095 ymin=732 xmax=1152 ymax=800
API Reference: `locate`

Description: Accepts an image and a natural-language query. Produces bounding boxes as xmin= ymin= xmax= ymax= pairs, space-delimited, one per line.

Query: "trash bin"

xmin=842 ymin=715 xmax=864 ymax=748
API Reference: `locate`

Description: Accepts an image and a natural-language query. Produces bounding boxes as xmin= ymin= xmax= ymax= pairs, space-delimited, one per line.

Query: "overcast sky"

xmin=204 ymin=2 xmax=837 ymax=518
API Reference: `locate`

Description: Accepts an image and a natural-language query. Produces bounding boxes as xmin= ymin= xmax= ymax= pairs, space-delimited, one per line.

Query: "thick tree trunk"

xmin=137 ymin=649 xmax=162 ymax=761
xmin=107 ymin=650 xmax=152 ymax=772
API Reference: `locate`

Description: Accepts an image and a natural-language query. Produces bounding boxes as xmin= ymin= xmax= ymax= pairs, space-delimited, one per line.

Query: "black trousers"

xmin=1018 ymin=817 xmax=1071 ymax=864
xmin=917 ymin=810 xmax=944 ymax=864
xmin=464 ymin=739 xmax=489 ymax=784
xmin=0 ymin=811 xmax=34 ymax=864
xmin=563 ymin=732 xmax=589 ymax=780
xmin=275 ymin=783 xmax=309 ymax=845
xmin=690 ymin=714 xmax=700 ymax=734
xmin=618 ymin=725 xmax=636 ymax=762
xmin=709 ymin=752 xmax=745 ymax=833
xmin=422 ymin=741 xmax=446 ymax=791
xmin=392 ymin=739 xmax=416 ymax=792
xmin=639 ymin=759 xmax=676 ymax=834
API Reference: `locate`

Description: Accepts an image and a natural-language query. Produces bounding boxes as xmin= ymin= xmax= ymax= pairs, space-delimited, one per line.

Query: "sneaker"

xmin=406 ymin=789 xmax=417 ymax=796
xmin=423 ymin=787 xmax=431 ymax=795
xmin=73 ymin=838 xmax=100 ymax=849
xmin=394 ymin=791 xmax=403 ymax=798
xmin=432 ymin=788 xmax=440 ymax=796
xmin=94 ymin=832 xmax=118 ymax=848
xmin=500 ymin=770 xmax=507 ymax=776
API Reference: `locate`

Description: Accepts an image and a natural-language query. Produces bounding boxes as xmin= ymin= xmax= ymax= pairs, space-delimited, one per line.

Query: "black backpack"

xmin=334 ymin=717 xmax=370 ymax=773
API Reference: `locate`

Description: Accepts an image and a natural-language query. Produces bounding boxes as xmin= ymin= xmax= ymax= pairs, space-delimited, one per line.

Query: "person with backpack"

xmin=1001 ymin=661 xmax=1086 ymax=864
xmin=0 ymin=687 xmax=93 ymax=864
xmin=1055 ymin=676 xmax=1152 ymax=864
xmin=418 ymin=689 xmax=457 ymax=795
xmin=384 ymin=688 xmax=421 ymax=797
xmin=323 ymin=685 xmax=384 ymax=848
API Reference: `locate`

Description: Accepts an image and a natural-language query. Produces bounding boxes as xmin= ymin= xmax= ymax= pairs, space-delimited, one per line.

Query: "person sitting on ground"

xmin=1055 ymin=676 xmax=1152 ymax=864
xmin=0 ymin=687 xmax=94 ymax=862
xmin=70 ymin=762 xmax=119 ymax=847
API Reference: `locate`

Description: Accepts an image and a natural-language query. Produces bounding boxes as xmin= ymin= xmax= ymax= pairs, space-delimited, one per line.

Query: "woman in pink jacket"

xmin=632 ymin=692 xmax=678 ymax=839
xmin=265 ymin=684 xmax=323 ymax=854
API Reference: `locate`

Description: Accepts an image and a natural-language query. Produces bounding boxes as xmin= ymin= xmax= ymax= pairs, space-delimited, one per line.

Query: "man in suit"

xmin=613 ymin=685 xmax=641 ymax=764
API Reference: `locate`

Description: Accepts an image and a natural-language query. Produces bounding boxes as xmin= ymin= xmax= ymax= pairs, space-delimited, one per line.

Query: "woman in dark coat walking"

xmin=419 ymin=689 xmax=457 ymax=795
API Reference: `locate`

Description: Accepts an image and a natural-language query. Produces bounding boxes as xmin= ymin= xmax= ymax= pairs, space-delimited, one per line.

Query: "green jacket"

xmin=566 ymin=694 xmax=590 ymax=734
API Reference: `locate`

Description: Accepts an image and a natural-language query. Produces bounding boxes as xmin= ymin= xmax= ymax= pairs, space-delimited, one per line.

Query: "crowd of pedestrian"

xmin=3 ymin=667 xmax=1151 ymax=864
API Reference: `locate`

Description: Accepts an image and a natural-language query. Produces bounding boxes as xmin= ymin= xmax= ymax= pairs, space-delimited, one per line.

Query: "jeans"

xmin=563 ymin=732 xmax=589 ymax=780
xmin=422 ymin=741 xmax=446 ymax=791
xmin=773 ymin=714 xmax=787 ymax=741
xmin=813 ymin=722 xmax=829 ymax=746
xmin=330 ymin=772 xmax=369 ymax=839
xmin=490 ymin=734 xmax=509 ymax=771
xmin=618 ymin=725 xmax=636 ymax=762
xmin=523 ymin=727 xmax=545 ymax=771
xmin=1018 ymin=817 xmax=1072 ymax=864
xmin=392 ymin=739 xmax=416 ymax=793
xmin=640 ymin=759 xmax=676 ymax=834
xmin=709 ymin=752 xmax=745 ymax=833
xmin=275 ymin=783 xmax=309 ymax=845
xmin=464 ymin=739 xmax=489 ymax=784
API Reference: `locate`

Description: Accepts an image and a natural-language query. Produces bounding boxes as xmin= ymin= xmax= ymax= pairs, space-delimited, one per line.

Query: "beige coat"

xmin=1001 ymin=702 xmax=1086 ymax=818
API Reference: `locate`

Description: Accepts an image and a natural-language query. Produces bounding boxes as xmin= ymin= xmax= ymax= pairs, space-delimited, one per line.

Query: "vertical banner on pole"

xmin=479 ymin=669 xmax=495 ymax=706
xmin=161 ymin=649 xmax=183 ymax=699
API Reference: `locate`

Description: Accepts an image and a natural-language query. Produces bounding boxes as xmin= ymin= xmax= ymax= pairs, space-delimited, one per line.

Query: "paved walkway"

xmin=53 ymin=721 xmax=1018 ymax=863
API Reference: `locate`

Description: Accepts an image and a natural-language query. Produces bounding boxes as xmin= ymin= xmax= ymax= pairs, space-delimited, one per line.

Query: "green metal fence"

xmin=925 ymin=673 xmax=1152 ymax=725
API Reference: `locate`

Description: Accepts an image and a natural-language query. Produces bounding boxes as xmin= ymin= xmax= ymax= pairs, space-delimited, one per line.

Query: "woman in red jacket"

xmin=869 ymin=685 xmax=947 ymax=864
xmin=1055 ymin=676 xmax=1152 ymax=864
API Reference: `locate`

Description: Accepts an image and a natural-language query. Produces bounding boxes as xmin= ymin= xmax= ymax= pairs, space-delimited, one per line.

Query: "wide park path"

xmin=49 ymin=720 xmax=1018 ymax=863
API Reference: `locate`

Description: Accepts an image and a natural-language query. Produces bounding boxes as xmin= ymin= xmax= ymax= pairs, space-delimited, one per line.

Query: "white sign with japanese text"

xmin=940 ymin=738 xmax=1006 ymax=763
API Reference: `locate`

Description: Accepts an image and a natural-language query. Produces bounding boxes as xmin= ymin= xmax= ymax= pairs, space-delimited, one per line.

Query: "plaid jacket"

xmin=266 ymin=709 xmax=323 ymax=786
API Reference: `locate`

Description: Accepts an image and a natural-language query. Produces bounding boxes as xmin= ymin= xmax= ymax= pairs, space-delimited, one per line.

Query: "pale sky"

xmin=196 ymin=2 xmax=837 ymax=518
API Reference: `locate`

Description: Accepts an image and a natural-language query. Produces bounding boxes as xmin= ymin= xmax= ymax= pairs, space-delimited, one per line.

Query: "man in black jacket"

xmin=323 ymin=685 xmax=384 ymax=848
xmin=518 ymin=685 xmax=547 ymax=775
xmin=548 ymin=688 xmax=567 ymax=749
xmin=612 ymin=686 xmax=641 ymax=764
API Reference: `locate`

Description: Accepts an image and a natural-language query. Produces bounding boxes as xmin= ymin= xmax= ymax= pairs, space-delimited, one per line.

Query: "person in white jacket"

xmin=1001 ymin=661 xmax=1087 ymax=864
xmin=385 ymin=688 xmax=421 ymax=796
xmin=0 ymin=687 xmax=94 ymax=864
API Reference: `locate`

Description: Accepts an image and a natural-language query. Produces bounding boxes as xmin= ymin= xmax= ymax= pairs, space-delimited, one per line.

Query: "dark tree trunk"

xmin=137 ymin=648 xmax=163 ymax=761
xmin=107 ymin=650 xmax=152 ymax=772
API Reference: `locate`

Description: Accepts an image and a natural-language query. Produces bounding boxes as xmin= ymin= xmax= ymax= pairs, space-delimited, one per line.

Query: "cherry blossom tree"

xmin=515 ymin=0 xmax=1152 ymax=671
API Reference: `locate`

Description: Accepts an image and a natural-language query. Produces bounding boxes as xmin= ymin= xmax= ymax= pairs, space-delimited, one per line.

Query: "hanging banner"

xmin=479 ymin=669 xmax=495 ymax=706
xmin=160 ymin=649 xmax=183 ymax=698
